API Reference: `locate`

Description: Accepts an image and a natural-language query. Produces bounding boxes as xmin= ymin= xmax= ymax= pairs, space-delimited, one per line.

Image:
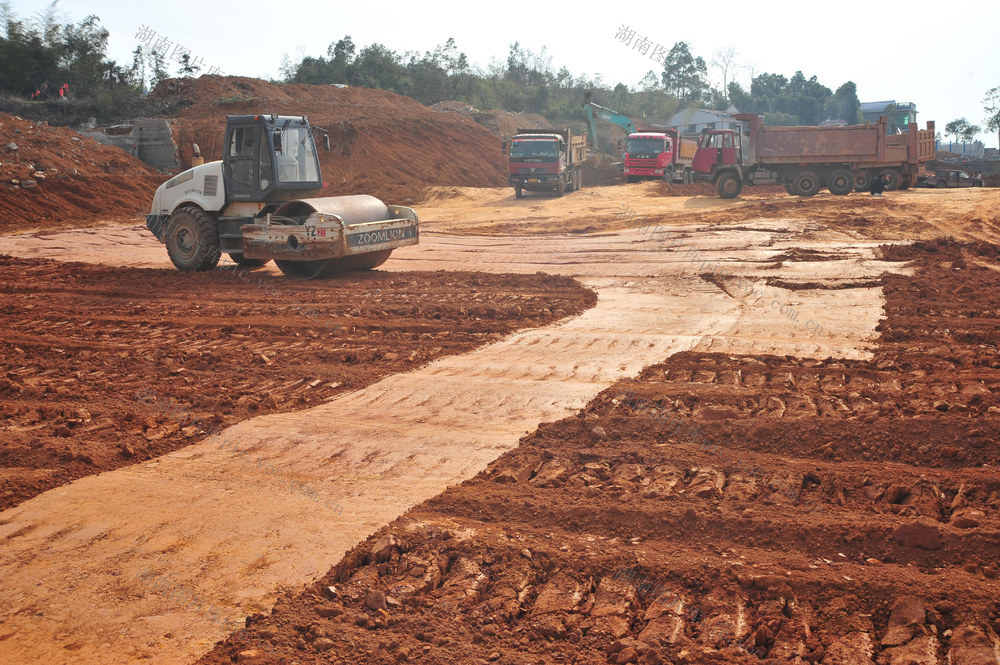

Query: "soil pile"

xmin=152 ymin=76 xmax=508 ymax=204
xmin=195 ymin=240 xmax=1000 ymax=665
xmin=0 ymin=113 xmax=163 ymax=231
xmin=430 ymin=101 xmax=553 ymax=138
xmin=0 ymin=256 xmax=594 ymax=510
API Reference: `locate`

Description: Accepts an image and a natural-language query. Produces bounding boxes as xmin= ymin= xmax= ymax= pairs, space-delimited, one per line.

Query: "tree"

xmin=149 ymin=46 xmax=168 ymax=89
xmin=960 ymin=122 xmax=981 ymax=142
xmin=661 ymin=42 xmax=707 ymax=102
xmin=178 ymin=52 xmax=200 ymax=77
xmin=710 ymin=46 xmax=740 ymax=103
xmin=945 ymin=118 xmax=971 ymax=144
xmin=825 ymin=81 xmax=862 ymax=124
xmin=986 ymin=86 xmax=1000 ymax=149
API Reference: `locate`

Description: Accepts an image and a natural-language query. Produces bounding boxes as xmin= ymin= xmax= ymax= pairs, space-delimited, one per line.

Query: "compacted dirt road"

xmin=1 ymin=185 xmax=998 ymax=665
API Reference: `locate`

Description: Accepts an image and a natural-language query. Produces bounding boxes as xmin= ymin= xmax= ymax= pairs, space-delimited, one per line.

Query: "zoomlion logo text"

xmin=347 ymin=226 xmax=416 ymax=247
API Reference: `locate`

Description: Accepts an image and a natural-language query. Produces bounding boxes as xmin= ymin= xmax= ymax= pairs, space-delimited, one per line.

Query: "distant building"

xmin=670 ymin=106 xmax=742 ymax=136
xmin=860 ymin=101 xmax=918 ymax=132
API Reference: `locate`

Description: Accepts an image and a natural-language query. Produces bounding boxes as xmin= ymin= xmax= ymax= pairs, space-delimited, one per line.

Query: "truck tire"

xmin=854 ymin=171 xmax=870 ymax=192
xmin=663 ymin=167 xmax=674 ymax=183
xmin=626 ymin=175 xmax=638 ymax=184
xmin=576 ymin=170 xmax=583 ymax=191
xmin=716 ymin=172 xmax=743 ymax=198
xmin=899 ymin=174 xmax=914 ymax=190
xmin=515 ymin=186 xmax=524 ymax=198
xmin=793 ymin=170 xmax=821 ymax=197
xmin=784 ymin=182 xmax=800 ymax=196
xmin=879 ymin=168 xmax=902 ymax=191
xmin=165 ymin=206 xmax=221 ymax=271
xmin=827 ymin=169 xmax=854 ymax=196
xmin=683 ymin=169 xmax=692 ymax=184
xmin=557 ymin=181 xmax=566 ymax=196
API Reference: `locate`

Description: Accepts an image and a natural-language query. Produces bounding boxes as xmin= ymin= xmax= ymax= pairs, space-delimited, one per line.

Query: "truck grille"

xmin=628 ymin=159 xmax=658 ymax=168
xmin=204 ymin=175 xmax=218 ymax=198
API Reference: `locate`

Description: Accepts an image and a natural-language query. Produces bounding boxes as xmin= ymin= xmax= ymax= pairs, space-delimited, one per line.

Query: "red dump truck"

xmin=623 ymin=128 xmax=698 ymax=183
xmin=506 ymin=128 xmax=587 ymax=198
xmin=693 ymin=113 xmax=936 ymax=198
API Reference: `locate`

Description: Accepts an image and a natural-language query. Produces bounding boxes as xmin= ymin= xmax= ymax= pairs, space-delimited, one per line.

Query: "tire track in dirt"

xmin=0 ymin=199 xmax=911 ymax=664
xmin=0 ymin=277 xmax=738 ymax=664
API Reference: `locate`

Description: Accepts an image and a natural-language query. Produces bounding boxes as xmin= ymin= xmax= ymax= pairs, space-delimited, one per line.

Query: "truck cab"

xmin=624 ymin=133 xmax=672 ymax=182
xmin=692 ymin=129 xmax=741 ymax=176
xmin=506 ymin=129 xmax=584 ymax=198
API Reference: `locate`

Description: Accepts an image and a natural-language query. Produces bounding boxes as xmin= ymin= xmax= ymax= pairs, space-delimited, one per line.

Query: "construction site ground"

xmin=1 ymin=182 xmax=1000 ymax=665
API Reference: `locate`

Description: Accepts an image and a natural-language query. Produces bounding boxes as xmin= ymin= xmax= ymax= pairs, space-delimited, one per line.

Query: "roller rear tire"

xmin=165 ymin=206 xmax=221 ymax=272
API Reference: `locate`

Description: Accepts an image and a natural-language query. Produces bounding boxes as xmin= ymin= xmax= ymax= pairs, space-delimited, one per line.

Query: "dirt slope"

xmin=0 ymin=112 xmax=163 ymax=232
xmin=153 ymin=76 xmax=508 ymax=204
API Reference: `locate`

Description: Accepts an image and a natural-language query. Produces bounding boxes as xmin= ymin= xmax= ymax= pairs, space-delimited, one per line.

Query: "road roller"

xmin=145 ymin=114 xmax=418 ymax=277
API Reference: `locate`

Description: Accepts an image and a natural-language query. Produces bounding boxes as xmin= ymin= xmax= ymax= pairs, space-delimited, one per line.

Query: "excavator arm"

xmin=583 ymin=101 xmax=637 ymax=151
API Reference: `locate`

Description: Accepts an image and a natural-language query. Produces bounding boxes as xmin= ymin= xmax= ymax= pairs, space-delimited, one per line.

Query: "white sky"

xmin=12 ymin=0 xmax=1000 ymax=148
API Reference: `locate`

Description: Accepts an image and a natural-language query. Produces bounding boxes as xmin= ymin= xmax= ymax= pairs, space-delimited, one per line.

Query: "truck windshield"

xmin=274 ymin=124 xmax=321 ymax=183
xmin=510 ymin=140 xmax=558 ymax=159
xmin=626 ymin=138 xmax=666 ymax=154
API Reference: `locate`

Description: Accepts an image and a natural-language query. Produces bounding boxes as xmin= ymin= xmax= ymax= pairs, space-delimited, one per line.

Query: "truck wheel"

xmin=165 ymin=206 xmax=221 ymax=271
xmin=626 ymin=175 xmax=638 ymax=184
xmin=663 ymin=167 xmax=674 ymax=183
xmin=683 ymin=169 xmax=692 ymax=184
xmin=880 ymin=168 xmax=902 ymax=191
xmin=784 ymin=182 xmax=800 ymax=196
xmin=716 ymin=173 xmax=743 ymax=198
xmin=899 ymin=174 xmax=914 ymax=190
xmin=557 ymin=181 xmax=566 ymax=196
xmin=793 ymin=171 xmax=821 ymax=197
xmin=826 ymin=169 xmax=854 ymax=196
xmin=515 ymin=187 xmax=523 ymax=198
xmin=576 ymin=170 xmax=583 ymax=190
xmin=228 ymin=254 xmax=269 ymax=268
xmin=853 ymin=171 xmax=870 ymax=192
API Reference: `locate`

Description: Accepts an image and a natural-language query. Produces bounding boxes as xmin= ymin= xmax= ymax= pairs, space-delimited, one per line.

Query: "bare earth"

xmin=0 ymin=185 xmax=999 ymax=665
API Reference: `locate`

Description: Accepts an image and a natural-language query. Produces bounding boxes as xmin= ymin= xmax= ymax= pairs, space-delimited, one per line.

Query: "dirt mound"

xmin=0 ymin=113 xmax=163 ymax=231
xmin=152 ymin=76 xmax=508 ymax=204
xmin=655 ymin=182 xmax=787 ymax=197
xmin=430 ymin=100 xmax=553 ymax=138
xmin=195 ymin=240 xmax=1000 ymax=665
xmin=0 ymin=255 xmax=595 ymax=510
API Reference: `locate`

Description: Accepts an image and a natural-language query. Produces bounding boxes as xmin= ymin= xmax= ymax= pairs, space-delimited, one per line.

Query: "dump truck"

xmin=506 ymin=128 xmax=586 ymax=198
xmin=623 ymin=128 xmax=698 ymax=183
xmin=692 ymin=113 xmax=936 ymax=198
xmin=146 ymin=114 xmax=418 ymax=278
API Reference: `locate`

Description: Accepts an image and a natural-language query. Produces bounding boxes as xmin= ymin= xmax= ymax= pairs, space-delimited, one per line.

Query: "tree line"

xmin=2 ymin=4 xmax=998 ymax=143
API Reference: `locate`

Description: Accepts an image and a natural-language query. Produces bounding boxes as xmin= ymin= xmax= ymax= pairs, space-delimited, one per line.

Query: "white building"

xmin=669 ymin=106 xmax=742 ymax=135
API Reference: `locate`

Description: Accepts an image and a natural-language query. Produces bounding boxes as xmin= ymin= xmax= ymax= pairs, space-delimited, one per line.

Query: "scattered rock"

xmin=6 ymin=142 xmax=16 ymax=151
xmin=366 ymin=591 xmax=388 ymax=611
xmin=950 ymin=508 xmax=984 ymax=529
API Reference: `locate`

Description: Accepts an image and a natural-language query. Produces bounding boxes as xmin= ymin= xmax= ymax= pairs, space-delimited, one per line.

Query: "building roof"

xmin=860 ymin=100 xmax=917 ymax=113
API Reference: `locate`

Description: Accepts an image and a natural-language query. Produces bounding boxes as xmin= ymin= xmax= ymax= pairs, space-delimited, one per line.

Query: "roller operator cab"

xmin=146 ymin=114 xmax=418 ymax=278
